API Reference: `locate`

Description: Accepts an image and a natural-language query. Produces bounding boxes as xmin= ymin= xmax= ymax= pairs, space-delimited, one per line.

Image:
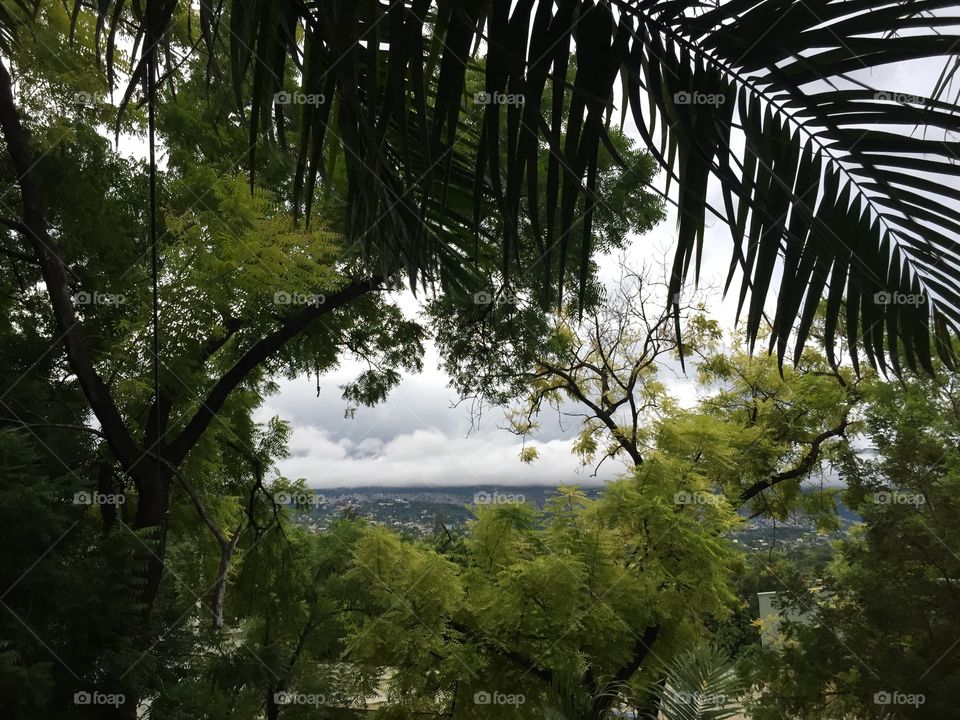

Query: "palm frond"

xmin=625 ymin=0 xmax=960 ymax=373
xmin=636 ymin=645 xmax=745 ymax=720
xmin=31 ymin=1 xmax=960 ymax=368
xmin=542 ymin=669 xmax=596 ymax=720
xmin=0 ymin=0 xmax=36 ymax=52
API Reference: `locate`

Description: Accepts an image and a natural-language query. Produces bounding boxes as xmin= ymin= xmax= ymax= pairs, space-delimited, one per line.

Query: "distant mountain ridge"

xmin=292 ymin=485 xmax=861 ymax=551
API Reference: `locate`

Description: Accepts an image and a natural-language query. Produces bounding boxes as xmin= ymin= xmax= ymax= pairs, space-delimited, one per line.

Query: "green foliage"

xmin=0 ymin=429 xmax=147 ymax=719
xmin=1 ymin=4 xmax=959 ymax=720
xmin=502 ymin=281 xmax=859 ymax=534
xmin=746 ymin=357 xmax=960 ymax=719
xmin=0 ymin=11 xmax=431 ymax=715
xmin=334 ymin=477 xmax=742 ymax=719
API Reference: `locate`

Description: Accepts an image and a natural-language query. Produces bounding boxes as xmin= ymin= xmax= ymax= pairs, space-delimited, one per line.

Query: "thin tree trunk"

xmin=97 ymin=460 xmax=118 ymax=532
xmin=210 ymin=528 xmax=242 ymax=630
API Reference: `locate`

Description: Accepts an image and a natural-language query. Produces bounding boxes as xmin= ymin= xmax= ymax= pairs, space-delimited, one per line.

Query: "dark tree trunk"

xmin=97 ymin=460 xmax=118 ymax=532
xmin=587 ymin=626 xmax=660 ymax=720
xmin=266 ymin=686 xmax=280 ymax=720
xmin=131 ymin=460 xmax=172 ymax=625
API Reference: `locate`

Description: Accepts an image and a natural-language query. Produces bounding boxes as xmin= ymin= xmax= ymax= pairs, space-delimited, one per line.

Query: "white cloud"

xmin=272 ymin=423 xmax=620 ymax=489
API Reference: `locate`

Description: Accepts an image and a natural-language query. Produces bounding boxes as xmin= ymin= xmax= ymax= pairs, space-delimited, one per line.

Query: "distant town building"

xmin=757 ymin=587 xmax=826 ymax=647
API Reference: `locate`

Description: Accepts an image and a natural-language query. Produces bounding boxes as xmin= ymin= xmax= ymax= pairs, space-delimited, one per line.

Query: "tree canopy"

xmin=4 ymin=0 xmax=957 ymax=368
xmin=1 ymin=2 xmax=959 ymax=719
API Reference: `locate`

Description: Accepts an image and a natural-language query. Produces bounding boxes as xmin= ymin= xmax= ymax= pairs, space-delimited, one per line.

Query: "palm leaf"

xmin=636 ymin=645 xmax=745 ymax=720
xmin=29 ymin=1 xmax=960 ymax=368
xmin=623 ymin=0 xmax=960 ymax=374
xmin=542 ymin=669 xmax=596 ymax=720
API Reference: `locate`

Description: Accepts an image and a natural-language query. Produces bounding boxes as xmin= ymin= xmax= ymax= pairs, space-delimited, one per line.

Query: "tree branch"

xmin=0 ymin=58 xmax=142 ymax=473
xmin=174 ymin=468 xmax=229 ymax=546
xmin=588 ymin=625 xmax=659 ymax=720
xmin=166 ymin=276 xmax=382 ymax=464
xmin=539 ymin=359 xmax=644 ymax=465
xmin=739 ymin=418 xmax=850 ymax=505
xmin=448 ymin=619 xmax=554 ymax=684
xmin=0 ymin=416 xmax=106 ymax=439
